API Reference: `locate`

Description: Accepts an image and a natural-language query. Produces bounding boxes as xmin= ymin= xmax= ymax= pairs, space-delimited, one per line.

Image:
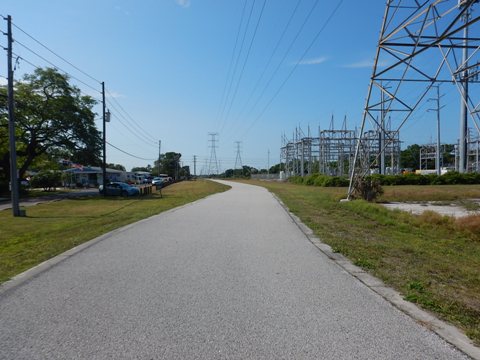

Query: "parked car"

xmin=151 ymin=177 xmax=164 ymax=186
xmin=99 ymin=182 xmax=140 ymax=196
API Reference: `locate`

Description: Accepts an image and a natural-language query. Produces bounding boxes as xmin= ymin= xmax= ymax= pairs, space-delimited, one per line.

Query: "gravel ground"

xmin=0 ymin=180 xmax=471 ymax=359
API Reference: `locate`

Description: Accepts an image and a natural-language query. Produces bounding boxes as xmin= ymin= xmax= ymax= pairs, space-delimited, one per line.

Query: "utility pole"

xmin=379 ymin=82 xmax=386 ymax=175
xmin=459 ymin=2 xmax=474 ymax=173
xmin=102 ymin=82 xmax=107 ymax=194
xmin=267 ymin=149 xmax=270 ymax=175
xmin=428 ymin=85 xmax=444 ymax=175
xmin=158 ymin=140 xmax=161 ymax=175
xmin=6 ymin=15 xmax=20 ymax=217
xmin=193 ymin=155 xmax=197 ymax=176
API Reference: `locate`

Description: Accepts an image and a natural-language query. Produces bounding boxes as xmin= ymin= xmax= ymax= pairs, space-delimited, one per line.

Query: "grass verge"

xmin=247 ymin=180 xmax=480 ymax=345
xmin=0 ymin=180 xmax=229 ymax=284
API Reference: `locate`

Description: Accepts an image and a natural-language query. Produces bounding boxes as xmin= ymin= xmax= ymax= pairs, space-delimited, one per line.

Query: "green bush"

xmin=289 ymin=171 xmax=480 ymax=188
xmin=289 ymin=172 xmax=480 ymax=187
xmin=288 ymin=174 xmax=349 ymax=187
xmin=30 ymin=171 xmax=62 ymax=191
xmin=366 ymin=172 xmax=480 ymax=186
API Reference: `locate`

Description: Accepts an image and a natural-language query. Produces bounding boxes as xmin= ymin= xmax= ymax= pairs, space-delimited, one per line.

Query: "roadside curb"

xmin=271 ymin=192 xmax=480 ymax=360
xmin=0 ymin=188 xmax=229 ymax=297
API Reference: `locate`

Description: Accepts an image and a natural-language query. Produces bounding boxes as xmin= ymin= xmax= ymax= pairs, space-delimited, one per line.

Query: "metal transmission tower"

xmin=348 ymin=0 xmax=480 ymax=198
xmin=207 ymin=133 xmax=220 ymax=175
xmin=234 ymin=141 xmax=243 ymax=169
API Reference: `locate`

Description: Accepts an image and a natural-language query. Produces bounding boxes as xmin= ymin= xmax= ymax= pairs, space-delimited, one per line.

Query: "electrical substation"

xmin=279 ymin=0 xmax=480 ymax=194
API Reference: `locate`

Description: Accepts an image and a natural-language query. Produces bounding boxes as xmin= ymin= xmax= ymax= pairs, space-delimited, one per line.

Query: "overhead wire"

xmin=230 ymin=0 xmax=303 ymax=127
xmin=214 ymin=0 xmax=248 ymax=130
xmin=12 ymin=22 xmax=102 ymax=84
xmin=106 ymin=89 xmax=158 ymax=144
xmin=241 ymin=0 xmax=345 ymax=139
xmin=14 ymin=39 xmax=101 ymax=94
xmin=11 ymin=51 xmax=104 ymax=102
xmin=10 ymin=18 xmax=154 ymax=145
xmin=108 ymin=110 xmax=157 ymax=146
xmin=235 ymin=0 xmax=319 ymax=129
xmin=107 ymin=141 xmax=156 ymax=161
xmin=217 ymin=0 xmax=257 ymax=130
xmin=12 ymin=50 xmax=155 ymax=151
xmin=220 ymin=0 xmax=268 ymax=133
xmin=5 ymin=16 xmax=158 ymax=165
xmin=224 ymin=0 xmax=320 ymax=141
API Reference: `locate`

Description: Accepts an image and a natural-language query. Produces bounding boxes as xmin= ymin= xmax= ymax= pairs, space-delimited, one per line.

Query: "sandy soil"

xmin=382 ymin=200 xmax=480 ymax=218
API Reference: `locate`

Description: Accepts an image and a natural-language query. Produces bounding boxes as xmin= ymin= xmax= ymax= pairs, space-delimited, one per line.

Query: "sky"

xmin=0 ymin=0 xmax=474 ymax=173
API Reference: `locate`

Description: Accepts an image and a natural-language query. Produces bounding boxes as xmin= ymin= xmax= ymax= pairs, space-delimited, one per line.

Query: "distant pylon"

xmin=207 ymin=133 xmax=219 ymax=175
xmin=234 ymin=141 xmax=243 ymax=169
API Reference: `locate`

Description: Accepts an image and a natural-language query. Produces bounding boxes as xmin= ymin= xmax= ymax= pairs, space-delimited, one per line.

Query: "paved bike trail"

xmin=0 ymin=181 xmax=470 ymax=359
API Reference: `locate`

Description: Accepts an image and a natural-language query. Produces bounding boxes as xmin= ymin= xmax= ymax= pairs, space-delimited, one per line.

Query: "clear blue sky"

xmin=0 ymin=1 xmax=465 ymax=172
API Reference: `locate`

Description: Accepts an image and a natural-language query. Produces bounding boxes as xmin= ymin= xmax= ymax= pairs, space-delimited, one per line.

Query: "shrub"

xmin=30 ymin=171 xmax=62 ymax=191
xmin=351 ymin=177 xmax=384 ymax=202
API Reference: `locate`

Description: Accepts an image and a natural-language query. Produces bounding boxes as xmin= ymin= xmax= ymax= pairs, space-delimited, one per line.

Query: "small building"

xmin=64 ymin=166 xmax=125 ymax=187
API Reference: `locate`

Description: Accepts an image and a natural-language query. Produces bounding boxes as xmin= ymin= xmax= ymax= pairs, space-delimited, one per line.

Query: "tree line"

xmin=0 ymin=68 xmax=101 ymax=192
xmin=0 ymin=67 xmax=191 ymax=193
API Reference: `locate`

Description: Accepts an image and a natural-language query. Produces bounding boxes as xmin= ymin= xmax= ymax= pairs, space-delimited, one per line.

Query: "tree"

xmin=269 ymin=163 xmax=282 ymax=174
xmin=107 ymin=163 xmax=126 ymax=171
xmin=131 ymin=166 xmax=151 ymax=173
xmin=400 ymin=144 xmax=421 ymax=170
xmin=0 ymin=68 xmax=101 ymax=183
xmin=154 ymin=152 xmax=182 ymax=179
xmin=442 ymin=144 xmax=455 ymax=167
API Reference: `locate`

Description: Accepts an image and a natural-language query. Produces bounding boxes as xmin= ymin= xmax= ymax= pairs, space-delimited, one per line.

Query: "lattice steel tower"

xmin=207 ymin=132 xmax=220 ymax=175
xmin=234 ymin=141 xmax=243 ymax=169
xmin=348 ymin=0 xmax=480 ymax=198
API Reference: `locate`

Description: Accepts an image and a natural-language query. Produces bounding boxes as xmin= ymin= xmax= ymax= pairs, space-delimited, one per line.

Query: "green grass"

xmin=246 ymin=180 xmax=480 ymax=345
xmin=0 ymin=180 xmax=229 ymax=283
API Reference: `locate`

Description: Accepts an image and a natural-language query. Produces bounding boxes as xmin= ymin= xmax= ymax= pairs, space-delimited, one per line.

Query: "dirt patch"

xmin=382 ymin=199 xmax=480 ymax=218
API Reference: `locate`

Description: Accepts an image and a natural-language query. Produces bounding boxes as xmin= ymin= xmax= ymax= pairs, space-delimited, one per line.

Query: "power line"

xmin=107 ymin=141 xmax=156 ymax=161
xmin=106 ymin=101 xmax=157 ymax=145
xmin=106 ymin=89 xmax=158 ymax=143
xmin=10 ymin=52 xmax=38 ymax=71
xmin=11 ymin=51 xmax=103 ymax=102
xmin=242 ymin=0 xmax=344 ymax=138
xmin=243 ymin=0 xmax=319 ymax=116
xmin=14 ymin=39 xmax=101 ymax=94
xmin=12 ymin=22 xmax=101 ymax=84
xmin=108 ymin=110 xmax=157 ymax=146
xmin=220 ymin=0 xmax=268 ymax=133
xmin=217 ymin=0 xmax=257 ymax=130
xmin=231 ymin=0 xmax=303 ymax=126
xmin=214 ymin=0 xmax=248 ymax=130
xmin=224 ymin=0 xmax=320 ymax=141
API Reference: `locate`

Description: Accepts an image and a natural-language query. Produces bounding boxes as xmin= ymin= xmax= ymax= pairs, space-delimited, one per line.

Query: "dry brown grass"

xmin=380 ymin=184 xmax=480 ymax=202
xmin=456 ymin=214 xmax=480 ymax=239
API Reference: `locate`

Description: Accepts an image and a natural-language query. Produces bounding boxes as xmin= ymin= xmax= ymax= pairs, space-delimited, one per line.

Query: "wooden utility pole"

xmin=6 ymin=15 xmax=21 ymax=216
xmin=102 ymin=82 xmax=107 ymax=194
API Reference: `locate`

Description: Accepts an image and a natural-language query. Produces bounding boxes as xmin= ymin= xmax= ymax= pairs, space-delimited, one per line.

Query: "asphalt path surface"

xmin=0 ymin=180 xmax=470 ymax=359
